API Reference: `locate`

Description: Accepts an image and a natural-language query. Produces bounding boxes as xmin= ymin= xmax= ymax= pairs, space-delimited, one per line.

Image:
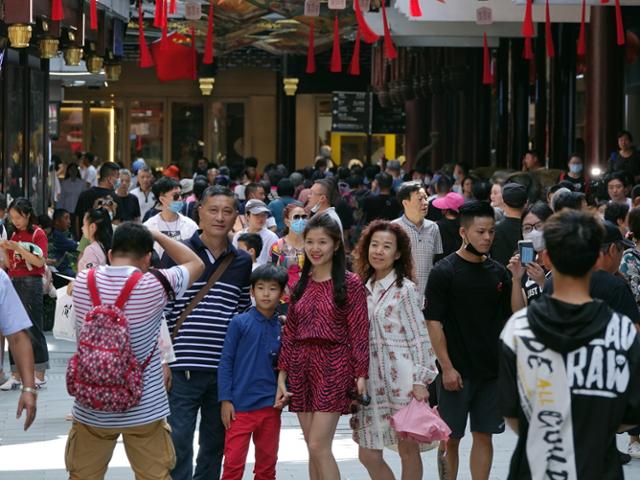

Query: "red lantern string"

xmin=545 ymin=0 xmax=555 ymax=58
xmin=52 ymin=0 xmax=64 ymax=21
xmin=330 ymin=15 xmax=342 ymax=73
xmin=482 ymin=33 xmax=492 ymax=85
xmin=577 ymin=0 xmax=586 ymax=56
xmin=615 ymin=0 xmax=625 ymax=46
xmin=190 ymin=27 xmax=198 ymax=80
xmin=138 ymin=0 xmax=154 ymax=68
xmin=381 ymin=1 xmax=398 ymax=60
xmin=523 ymin=36 xmax=534 ymax=60
xmin=354 ymin=0 xmax=379 ymax=44
xmin=90 ymin=0 xmax=98 ymax=30
xmin=522 ymin=0 xmax=534 ymax=38
xmin=203 ymin=0 xmax=215 ymax=64
xmin=349 ymin=28 xmax=362 ymax=76
xmin=154 ymin=0 xmax=166 ymax=29
xmin=306 ymin=22 xmax=316 ymax=74
xmin=409 ymin=0 xmax=422 ymax=17
xmin=170 ymin=0 xmax=177 ymax=14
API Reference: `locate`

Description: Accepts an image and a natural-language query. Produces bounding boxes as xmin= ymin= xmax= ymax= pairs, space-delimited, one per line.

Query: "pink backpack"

xmin=66 ymin=269 xmax=156 ymax=412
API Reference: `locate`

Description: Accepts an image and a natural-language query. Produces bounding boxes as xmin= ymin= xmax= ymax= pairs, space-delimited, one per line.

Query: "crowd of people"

xmin=0 ymin=134 xmax=639 ymax=480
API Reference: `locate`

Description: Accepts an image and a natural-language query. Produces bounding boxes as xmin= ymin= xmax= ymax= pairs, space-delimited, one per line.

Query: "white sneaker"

xmin=0 ymin=376 xmax=22 ymax=391
xmin=629 ymin=441 xmax=640 ymax=459
xmin=35 ymin=377 xmax=47 ymax=389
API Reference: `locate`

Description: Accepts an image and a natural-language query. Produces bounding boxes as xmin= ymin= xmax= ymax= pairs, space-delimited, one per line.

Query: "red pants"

xmin=221 ymin=406 xmax=281 ymax=480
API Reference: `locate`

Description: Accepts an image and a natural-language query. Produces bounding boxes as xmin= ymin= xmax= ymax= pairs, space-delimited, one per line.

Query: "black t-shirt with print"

xmin=425 ymin=252 xmax=512 ymax=380
xmin=114 ymin=194 xmax=141 ymax=222
xmin=521 ymin=270 xmax=552 ymax=304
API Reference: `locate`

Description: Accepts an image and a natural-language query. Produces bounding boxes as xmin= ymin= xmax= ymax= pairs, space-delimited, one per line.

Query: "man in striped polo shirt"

xmin=161 ymin=186 xmax=253 ymax=480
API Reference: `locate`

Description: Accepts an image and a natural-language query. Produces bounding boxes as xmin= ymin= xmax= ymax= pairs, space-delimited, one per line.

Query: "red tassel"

xmin=381 ymin=1 xmax=398 ymax=60
xmin=523 ymin=36 xmax=534 ymax=60
xmin=170 ymin=0 xmax=177 ymax=14
xmin=522 ymin=0 xmax=534 ymax=38
xmin=138 ymin=0 xmax=154 ymax=68
xmin=154 ymin=0 xmax=166 ymax=29
xmin=306 ymin=22 xmax=316 ymax=74
xmin=330 ymin=15 xmax=342 ymax=73
xmin=615 ymin=0 xmax=625 ymax=45
xmin=203 ymin=1 xmax=214 ymax=64
xmin=545 ymin=0 xmax=555 ymax=58
xmin=354 ymin=0 xmax=379 ymax=44
xmin=577 ymin=0 xmax=586 ymax=56
xmin=190 ymin=27 xmax=197 ymax=80
xmin=90 ymin=0 xmax=98 ymax=29
xmin=52 ymin=0 xmax=64 ymax=21
xmin=482 ymin=33 xmax=492 ymax=85
xmin=601 ymin=0 xmax=610 ymax=3
xmin=349 ymin=29 xmax=362 ymax=76
xmin=409 ymin=0 xmax=422 ymax=17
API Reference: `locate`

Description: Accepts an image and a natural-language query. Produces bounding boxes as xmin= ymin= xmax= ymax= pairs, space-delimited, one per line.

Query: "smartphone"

xmin=518 ymin=240 xmax=535 ymax=265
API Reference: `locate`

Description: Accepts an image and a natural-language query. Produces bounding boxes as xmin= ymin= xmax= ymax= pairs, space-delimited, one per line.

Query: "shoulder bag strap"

xmin=149 ymin=268 xmax=176 ymax=302
xmin=114 ymin=271 xmax=144 ymax=310
xmin=171 ymin=252 xmax=235 ymax=341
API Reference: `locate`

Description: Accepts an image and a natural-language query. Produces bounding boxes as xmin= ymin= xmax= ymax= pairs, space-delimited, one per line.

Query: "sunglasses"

xmin=292 ymin=214 xmax=308 ymax=220
xmin=165 ymin=193 xmax=181 ymax=201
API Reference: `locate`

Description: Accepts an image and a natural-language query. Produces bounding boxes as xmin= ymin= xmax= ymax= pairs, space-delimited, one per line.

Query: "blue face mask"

xmin=569 ymin=164 xmax=583 ymax=174
xmin=114 ymin=179 xmax=121 ymax=190
xmin=169 ymin=200 xmax=184 ymax=214
xmin=290 ymin=218 xmax=307 ymax=235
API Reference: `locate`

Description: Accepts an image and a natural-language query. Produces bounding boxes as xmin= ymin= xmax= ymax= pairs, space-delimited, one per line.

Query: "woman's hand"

xmin=411 ymin=384 xmax=429 ymax=402
xmin=356 ymin=377 xmax=367 ymax=397
xmin=274 ymin=382 xmax=292 ymax=409
xmin=526 ymin=261 xmax=546 ymax=288
xmin=507 ymin=254 xmax=524 ymax=280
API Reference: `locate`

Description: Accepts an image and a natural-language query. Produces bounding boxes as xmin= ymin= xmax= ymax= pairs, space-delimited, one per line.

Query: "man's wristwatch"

xmin=21 ymin=386 xmax=38 ymax=395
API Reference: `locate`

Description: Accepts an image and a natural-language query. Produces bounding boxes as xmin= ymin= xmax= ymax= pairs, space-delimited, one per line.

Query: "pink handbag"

xmin=390 ymin=398 xmax=452 ymax=443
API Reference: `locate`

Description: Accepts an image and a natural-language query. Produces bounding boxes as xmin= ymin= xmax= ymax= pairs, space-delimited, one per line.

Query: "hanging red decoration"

xmin=170 ymin=0 xmax=177 ymax=14
xmin=330 ymin=15 xmax=342 ymax=73
xmin=381 ymin=1 xmax=398 ymax=60
xmin=52 ymin=0 xmax=64 ymax=21
xmin=577 ymin=0 xmax=586 ymax=56
xmin=154 ymin=0 xmax=166 ymax=29
xmin=306 ymin=22 xmax=317 ymax=74
xmin=90 ymin=0 xmax=98 ymax=30
xmin=204 ymin=0 xmax=215 ymax=64
xmin=523 ymin=36 xmax=534 ymax=60
xmin=545 ymin=0 xmax=555 ymax=57
xmin=522 ymin=0 xmax=534 ymax=38
xmin=409 ymin=0 xmax=422 ymax=17
xmin=138 ymin=0 xmax=155 ymax=68
xmin=615 ymin=0 xmax=625 ymax=46
xmin=354 ymin=0 xmax=379 ymax=44
xmin=482 ymin=33 xmax=492 ymax=85
xmin=349 ymin=28 xmax=362 ymax=76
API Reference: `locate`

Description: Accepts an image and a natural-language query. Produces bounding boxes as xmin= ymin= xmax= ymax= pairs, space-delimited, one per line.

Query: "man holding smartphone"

xmin=426 ymin=201 xmax=512 ymax=480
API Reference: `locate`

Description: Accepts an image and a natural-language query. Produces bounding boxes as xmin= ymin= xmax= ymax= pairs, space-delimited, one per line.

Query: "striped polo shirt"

xmin=72 ymin=265 xmax=188 ymax=428
xmin=161 ymin=232 xmax=252 ymax=371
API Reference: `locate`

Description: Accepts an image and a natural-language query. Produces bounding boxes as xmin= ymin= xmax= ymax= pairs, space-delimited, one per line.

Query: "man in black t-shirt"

xmin=426 ymin=201 xmax=512 ymax=480
xmin=490 ymin=182 xmax=527 ymax=266
xmin=73 ymin=162 xmax=119 ymax=238
xmin=361 ymin=172 xmax=402 ymax=225
xmin=500 ymin=211 xmax=640 ymax=480
xmin=113 ymin=169 xmax=141 ymax=223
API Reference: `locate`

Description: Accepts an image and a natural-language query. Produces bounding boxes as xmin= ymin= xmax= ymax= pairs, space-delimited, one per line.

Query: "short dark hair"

xmin=193 ymin=176 xmax=210 ymax=200
xmin=606 ymin=171 xmax=629 ymax=187
xmin=553 ymin=191 xmax=586 ymax=211
xmin=459 ymin=201 xmax=495 ymax=228
xmin=237 ymin=233 xmax=263 ymax=259
xmin=111 ymin=222 xmax=154 ymax=258
xmin=314 ymin=158 xmax=328 ymax=170
xmin=544 ymin=210 xmax=604 ymax=277
xmin=0 ymin=192 xmax=7 ymax=211
xmin=99 ymin=162 xmax=120 ymax=182
xmin=245 ymin=182 xmax=263 ymax=199
xmin=473 ymin=180 xmax=492 ymax=202
xmin=250 ymin=264 xmax=288 ymax=290
xmin=52 ymin=208 xmax=70 ymax=222
xmin=152 ymin=176 xmax=180 ymax=198
xmin=628 ymin=207 xmax=640 ymax=240
xmin=396 ymin=181 xmax=424 ymax=204
xmin=375 ymin=172 xmax=393 ymax=190
xmin=521 ymin=201 xmax=553 ymax=223
xmin=618 ymin=130 xmax=634 ymax=142
xmin=200 ymin=185 xmax=235 ymax=205
xmin=277 ymin=178 xmax=295 ymax=198
xmin=245 ymin=157 xmax=258 ymax=169
xmin=435 ymin=175 xmax=453 ymax=194
xmin=314 ymin=178 xmax=340 ymax=206
xmin=37 ymin=214 xmax=52 ymax=230
xmin=604 ymin=201 xmax=630 ymax=224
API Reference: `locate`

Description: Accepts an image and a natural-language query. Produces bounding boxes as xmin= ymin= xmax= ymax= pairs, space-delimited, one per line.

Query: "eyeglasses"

xmin=522 ymin=221 xmax=543 ymax=234
xmin=292 ymin=214 xmax=308 ymax=220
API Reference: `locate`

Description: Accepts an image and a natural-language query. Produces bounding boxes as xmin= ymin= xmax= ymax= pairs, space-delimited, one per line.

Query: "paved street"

xmin=0 ymin=334 xmax=639 ymax=479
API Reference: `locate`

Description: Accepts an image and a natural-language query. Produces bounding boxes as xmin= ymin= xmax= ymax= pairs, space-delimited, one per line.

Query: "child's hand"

xmin=221 ymin=401 xmax=235 ymax=430
xmin=274 ymin=384 xmax=292 ymax=410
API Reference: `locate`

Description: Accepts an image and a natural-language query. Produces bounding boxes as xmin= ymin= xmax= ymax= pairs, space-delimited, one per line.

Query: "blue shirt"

xmin=0 ymin=269 xmax=32 ymax=336
xmin=217 ymin=307 xmax=281 ymax=412
xmin=50 ymin=229 xmax=78 ymax=276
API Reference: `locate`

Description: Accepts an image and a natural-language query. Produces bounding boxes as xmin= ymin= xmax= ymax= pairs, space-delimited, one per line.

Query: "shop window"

xmin=211 ymin=101 xmax=245 ymax=165
xmin=89 ymin=101 xmax=124 ymax=168
xmin=53 ymin=102 xmax=84 ymax=166
xmin=171 ymin=102 xmax=204 ymax=177
xmin=5 ymin=64 xmax=25 ymax=201
xmin=130 ymin=101 xmax=164 ymax=172
xmin=28 ymin=70 xmax=46 ymax=214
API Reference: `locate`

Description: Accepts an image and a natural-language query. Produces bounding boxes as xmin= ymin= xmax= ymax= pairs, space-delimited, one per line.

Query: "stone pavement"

xmin=0 ymin=334 xmax=639 ymax=479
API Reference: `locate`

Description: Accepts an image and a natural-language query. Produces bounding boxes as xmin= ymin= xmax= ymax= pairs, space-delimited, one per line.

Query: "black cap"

xmin=501 ymin=182 xmax=528 ymax=209
xmin=602 ymin=220 xmax=635 ymax=249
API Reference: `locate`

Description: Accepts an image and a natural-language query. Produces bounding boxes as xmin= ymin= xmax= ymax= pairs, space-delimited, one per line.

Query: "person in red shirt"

xmin=0 ymin=198 xmax=49 ymax=390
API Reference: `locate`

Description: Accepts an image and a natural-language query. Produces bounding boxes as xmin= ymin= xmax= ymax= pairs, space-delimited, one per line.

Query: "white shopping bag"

xmin=53 ymin=286 xmax=76 ymax=342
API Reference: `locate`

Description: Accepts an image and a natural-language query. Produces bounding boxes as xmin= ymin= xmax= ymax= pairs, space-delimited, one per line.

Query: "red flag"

xmin=522 ymin=0 xmax=534 ymax=38
xmin=306 ymin=22 xmax=316 ymax=74
xmin=483 ymin=33 xmax=492 ymax=85
xmin=170 ymin=0 xmax=177 ymax=14
xmin=330 ymin=15 xmax=342 ymax=73
xmin=90 ymin=0 xmax=98 ymax=29
xmin=577 ymin=0 xmax=586 ymax=56
xmin=545 ymin=0 xmax=555 ymax=57
xmin=354 ymin=0 xmax=379 ymax=44
xmin=349 ymin=28 xmax=362 ymax=76
xmin=615 ymin=0 xmax=625 ymax=46
xmin=52 ymin=0 xmax=64 ymax=21
xmin=203 ymin=1 xmax=214 ymax=64
xmin=409 ymin=0 xmax=422 ymax=17
xmin=381 ymin=1 xmax=397 ymax=60
xmin=154 ymin=0 xmax=166 ymax=29
xmin=138 ymin=0 xmax=154 ymax=68
xmin=523 ymin=36 xmax=534 ymax=60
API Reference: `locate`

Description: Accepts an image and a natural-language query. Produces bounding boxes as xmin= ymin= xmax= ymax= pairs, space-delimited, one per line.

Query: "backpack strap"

xmin=114 ymin=271 xmax=144 ymax=310
xmin=87 ymin=269 xmax=101 ymax=307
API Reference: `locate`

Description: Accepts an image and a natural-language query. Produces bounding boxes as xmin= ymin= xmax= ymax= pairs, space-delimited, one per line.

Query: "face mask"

xmin=523 ymin=229 xmax=545 ymax=252
xmin=169 ymin=200 xmax=184 ymax=214
xmin=290 ymin=218 xmax=307 ymax=235
xmin=114 ymin=179 xmax=121 ymax=190
xmin=569 ymin=164 xmax=583 ymax=174
xmin=463 ymin=236 xmax=485 ymax=257
xmin=310 ymin=203 xmax=321 ymax=214
xmin=453 ymin=173 xmax=461 ymax=182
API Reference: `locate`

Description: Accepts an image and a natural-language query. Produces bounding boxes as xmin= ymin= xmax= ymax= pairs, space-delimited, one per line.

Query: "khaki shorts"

xmin=65 ymin=419 xmax=176 ymax=480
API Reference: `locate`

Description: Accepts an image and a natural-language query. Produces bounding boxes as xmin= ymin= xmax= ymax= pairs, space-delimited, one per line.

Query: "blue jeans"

xmin=169 ymin=369 xmax=225 ymax=480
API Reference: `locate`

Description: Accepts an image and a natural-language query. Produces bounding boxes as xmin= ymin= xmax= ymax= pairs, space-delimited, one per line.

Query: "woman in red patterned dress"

xmin=276 ymin=213 xmax=369 ymax=480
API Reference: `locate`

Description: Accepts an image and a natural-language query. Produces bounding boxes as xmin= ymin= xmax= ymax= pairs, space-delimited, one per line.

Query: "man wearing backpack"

xmin=66 ymin=223 xmax=204 ymax=480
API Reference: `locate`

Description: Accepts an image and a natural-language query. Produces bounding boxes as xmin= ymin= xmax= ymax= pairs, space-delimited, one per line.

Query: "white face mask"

xmin=523 ymin=229 xmax=545 ymax=252
xmin=310 ymin=202 xmax=321 ymax=214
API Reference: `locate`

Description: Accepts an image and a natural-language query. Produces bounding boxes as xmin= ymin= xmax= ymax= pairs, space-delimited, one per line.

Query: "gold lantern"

xmin=283 ymin=78 xmax=299 ymax=96
xmin=8 ymin=24 xmax=32 ymax=49
xmin=86 ymin=55 xmax=104 ymax=74
xmin=39 ymin=38 xmax=59 ymax=59
xmin=105 ymin=63 xmax=122 ymax=81
xmin=199 ymin=77 xmax=215 ymax=96
xmin=63 ymin=46 xmax=83 ymax=66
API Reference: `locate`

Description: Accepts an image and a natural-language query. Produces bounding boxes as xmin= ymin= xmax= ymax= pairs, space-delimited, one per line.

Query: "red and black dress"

xmin=278 ymin=271 xmax=369 ymax=414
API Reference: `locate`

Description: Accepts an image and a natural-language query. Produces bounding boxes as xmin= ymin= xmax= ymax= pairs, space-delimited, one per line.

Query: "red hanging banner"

xmin=154 ymin=0 xmax=166 ymax=29
xmin=409 ymin=0 xmax=422 ymax=17
xmin=483 ymin=33 xmax=492 ymax=85
xmin=349 ymin=28 xmax=362 ymax=76
xmin=615 ymin=0 xmax=625 ymax=45
xmin=381 ymin=1 xmax=398 ymax=60
xmin=522 ymin=0 xmax=534 ymax=38
xmin=523 ymin=36 xmax=534 ymax=60
xmin=203 ymin=1 xmax=215 ymax=64
xmin=52 ymin=0 xmax=64 ymax=21
xmin=138 ymin=0 xmax=154 ymax=68
xmin=545 ymin=0 xmax=555 ymax=57
xmin=306 ymin=22 xmax=317 ymax=74
xmin=577 ymin=0 xmax=586 ymax=56
xmin=330 ymin=15 xmax=342 ymax=72
xmin=90 ymin=0 xmax=98 ymax=30
xmin=170 ymin=0 xmax=177 ymax=14
xmin=354 ymin=0 xmax=379 ymax=44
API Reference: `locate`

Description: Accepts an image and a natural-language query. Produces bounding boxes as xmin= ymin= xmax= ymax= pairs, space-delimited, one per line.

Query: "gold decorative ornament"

xmin=283 ymin=77 xmax=299 ymax=96
xmin=8 ymin=24 xmax=32 ymax=48
xmin=105 ymin=63 xmax=122 ymax=81
xmin=39 ymin=38 xmax=59 ymax=59
xmin=86 ymin=55 xmax=104 ymax=74
xmin=63 ymin=46 xmax=83 ymax=66
xmin=199 ymin=77 xmax=215 ymax=96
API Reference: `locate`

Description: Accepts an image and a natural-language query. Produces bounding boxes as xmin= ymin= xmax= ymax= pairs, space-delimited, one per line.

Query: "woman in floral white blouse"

xmin=352 ymin=219 xmax=438 ymax=479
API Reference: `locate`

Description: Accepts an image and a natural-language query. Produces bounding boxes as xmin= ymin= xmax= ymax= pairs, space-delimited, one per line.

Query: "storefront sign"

xmin=331 ymin=91 xmax=370 ymax=132
xmin=328 ymin=0 xmax=346 ymax=10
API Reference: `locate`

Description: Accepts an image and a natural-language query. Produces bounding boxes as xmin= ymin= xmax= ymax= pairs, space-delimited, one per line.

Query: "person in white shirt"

xmin=232 ymin=199 xmax=278 ymax=266
xmin=79 ymin=152 xmax=98 ymax=188
xmin=143 ymin=177 xmax=198 ymax=258
xmin=131 ymin=165 xmax=156 ymax=220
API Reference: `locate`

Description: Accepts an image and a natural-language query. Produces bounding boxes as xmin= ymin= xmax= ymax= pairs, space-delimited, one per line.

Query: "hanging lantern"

xmin=199 ymin=77 xmax=215 ymax=96
xmin=185 ymin=1 xmax=202 ymax=20
xmin=283 ymin=78 xmax=299 ymax=96
xmin=63 ymin=46 xmax=83 ymax=66
xmin=86 ymin=55 xmax=104 ymax=74
xmin=39 ymin=38 xmax=59 ymax=59
xmin=8 ymin=24 xmax=32 ymax=49
xmin=105 ymin=63 xmax=123 ymax=81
